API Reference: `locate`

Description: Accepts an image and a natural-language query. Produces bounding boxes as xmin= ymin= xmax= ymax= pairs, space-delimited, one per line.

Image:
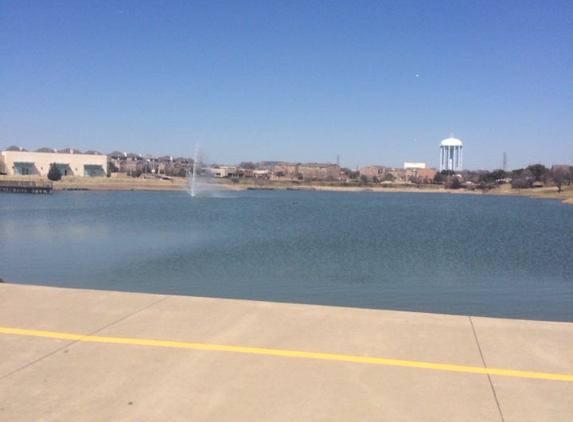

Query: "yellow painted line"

xmin=2 ymin=326 xmax=572 ymax=382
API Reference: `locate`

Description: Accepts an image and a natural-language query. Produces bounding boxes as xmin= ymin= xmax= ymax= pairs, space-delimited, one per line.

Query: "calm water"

xmin=1 ymin=189 xmax=572 ymax=322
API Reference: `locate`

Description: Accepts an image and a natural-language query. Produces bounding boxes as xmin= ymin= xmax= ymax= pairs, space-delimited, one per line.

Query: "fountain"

xmin=188 ymin=144 xmax=200 ymax=197
xmin=187 ymin=145 xmax=215 ymax=198
xmin=186 ymin=145 xmax=228 ymax=198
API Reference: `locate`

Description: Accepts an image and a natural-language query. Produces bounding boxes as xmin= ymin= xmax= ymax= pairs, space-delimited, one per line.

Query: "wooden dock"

xmin=0 ymin=180 xmax=53 ymax=194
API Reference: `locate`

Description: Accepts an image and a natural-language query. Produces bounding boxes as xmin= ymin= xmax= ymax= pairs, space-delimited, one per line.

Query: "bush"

xmin=451 ymin=178 xmax=463 ymax=189
xmin=47 ymin=163 xmax=62 ymax=181
xmin=511 ymin=178 xmax=531 ymax=189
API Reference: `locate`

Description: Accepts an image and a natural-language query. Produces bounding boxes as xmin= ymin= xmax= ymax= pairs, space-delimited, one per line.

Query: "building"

xmin=439 ymin=138 xmax=463 ymax=172
xmin=1 ymin=147 xmax=107 ymax=177
xmin=298 ymin=163 xmax=340 ymax=180
xmin=359 ymin=165 xmax=386 ymax=181
xmin=416 ymin=168 xmax=437 ymax=183
xmin=205 ymin=166 xmax=237 ymax=178
xmin=404 ymin=162 xmax=426 ymax=169
xmin=273 ymin=162 xmax=300 ymax=179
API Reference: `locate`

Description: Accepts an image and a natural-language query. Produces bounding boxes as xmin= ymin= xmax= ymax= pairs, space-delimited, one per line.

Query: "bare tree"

xmin=550 ymin=166 xmax=572 ymax=193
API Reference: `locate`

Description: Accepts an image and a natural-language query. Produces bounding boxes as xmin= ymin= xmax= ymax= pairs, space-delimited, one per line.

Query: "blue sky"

xmin=1 ymin=1 xmax=571 ymax=170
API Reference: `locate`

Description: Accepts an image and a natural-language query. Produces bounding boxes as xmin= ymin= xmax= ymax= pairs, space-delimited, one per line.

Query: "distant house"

xmin=253 ymin=169 xmax=270 ymax=178
xmin=205 ymin=166 xmax=237 ymax=178
xmin=241 ymin=168 xmax=255 ymax=178
xmin=272 ymin=162 xmax=340 ymax=181
xmin=298 ymin=163 xmax=340 ymax=180
xmin=416 ymin=168 xmax=437 ymax=183
xmin=155 ymin=155 xmax=174 ymax=175
xmin=551 ymin=164 xmax=571 ymax=174
xmin=384 ymin=167 xmax=407 ymax=182
xmin=6 ymin=146 xmax=28 ymax=152
xmin=118 ymin=153 xmax=143 ymax=175
xmin=359 ymin=165 xmax=386 ymax=181
xmin=273 ymin=162 xmax=300 ymax=179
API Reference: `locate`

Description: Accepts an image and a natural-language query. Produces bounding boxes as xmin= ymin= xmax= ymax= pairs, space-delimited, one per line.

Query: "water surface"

xmin=1 ymin=189 xmax=572 ymax=322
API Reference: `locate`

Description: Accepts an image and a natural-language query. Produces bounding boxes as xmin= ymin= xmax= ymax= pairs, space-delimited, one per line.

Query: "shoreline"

xmin=2 ymin=175 xmax=572 ymax=204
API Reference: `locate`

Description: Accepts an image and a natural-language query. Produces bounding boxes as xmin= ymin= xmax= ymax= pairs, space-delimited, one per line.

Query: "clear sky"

xmin=1 ymin=1 xmax=571 ymax=170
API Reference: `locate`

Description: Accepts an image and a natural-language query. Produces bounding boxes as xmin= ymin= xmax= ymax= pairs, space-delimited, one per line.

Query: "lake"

xmin=1 ymin=189 xmax=572 ymax=322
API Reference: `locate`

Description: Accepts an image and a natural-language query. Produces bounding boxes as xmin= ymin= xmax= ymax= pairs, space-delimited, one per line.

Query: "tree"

xmin=550 ymin=166 xmax=572 ymax=193
xmin=433 ymin=172 xmax=444 ymax=184
xmin=107 ymin=161 xmax=119 ymax=173
xmin=444 ymin=175 xmax=463 ymax=189
xmin=510 ymin=168 xmax=534 ymax=189
xmin=450 ymin=177 xmax=463 ymax=189
xmin=174 ymin=168 xmax=187 ymax=177
xmin=511 ymin=178 xmax=531 ymax=190
xmin=342 ymin=169 xmax=360 ymax=181
xmin=552 ymin=170 xmax=564 ymax=193
xmin=239 ymin=161 xmax=256 ymax=169
xmin=47 ymin=163 xmax=62 ymax=181
xmin=107 ymin=161 xmax=119 ymax=177
xmin=526 ymin=164 xmax=548 ymax=182
xmin=479 ymin=169 xmax=506 ymax=184
xmin=510 ymin=168 xmax=524 ymax=177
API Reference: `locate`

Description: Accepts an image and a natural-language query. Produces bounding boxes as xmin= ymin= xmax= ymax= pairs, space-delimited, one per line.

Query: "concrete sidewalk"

xmin=1 ymin=284 xmax=571 ymax=421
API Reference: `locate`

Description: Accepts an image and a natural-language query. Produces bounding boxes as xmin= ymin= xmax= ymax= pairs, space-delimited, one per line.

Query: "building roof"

xmin=440 ymin=137 xmax=463 ymax=147
xmin=108 ymin=151 xmax=126 ymax=158
xmin=5 ymin=146 xmax=27 ymax=152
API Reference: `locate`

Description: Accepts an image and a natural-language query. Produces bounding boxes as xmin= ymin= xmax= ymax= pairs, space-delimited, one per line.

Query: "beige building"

xmin=0 ymin=147 xmax=107 ymax=177
xmin=404 ymin=162 xmax=426 ymax=169
xmin=205 ymin=166 xmax=238 ymax=178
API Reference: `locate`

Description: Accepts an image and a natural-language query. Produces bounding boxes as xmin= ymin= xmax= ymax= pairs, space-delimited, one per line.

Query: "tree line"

xmin=434 ymin=164 xmax=572 ymax=192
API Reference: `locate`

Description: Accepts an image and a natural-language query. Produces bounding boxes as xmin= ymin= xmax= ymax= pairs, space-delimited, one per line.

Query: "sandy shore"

xmin=2 ymin=175 xmax=572 ymax=204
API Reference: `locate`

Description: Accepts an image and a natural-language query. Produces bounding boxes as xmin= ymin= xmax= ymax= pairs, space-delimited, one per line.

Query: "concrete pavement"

xmin=1 ymin=283 xmax=572 ymax=421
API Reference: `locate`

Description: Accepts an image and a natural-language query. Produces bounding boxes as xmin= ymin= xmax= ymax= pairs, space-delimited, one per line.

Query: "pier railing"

xmin=0 ymin=180 xmax=53 ymax=193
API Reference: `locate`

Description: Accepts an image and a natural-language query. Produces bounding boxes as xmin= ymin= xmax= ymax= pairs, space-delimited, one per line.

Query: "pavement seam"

xmin=469 ymin=316 xmax=506 ymax=422
xmin=0 ymin=294 xmax=172 ymax=381
xmin=79 ymin=294 xmax=173 ymax=338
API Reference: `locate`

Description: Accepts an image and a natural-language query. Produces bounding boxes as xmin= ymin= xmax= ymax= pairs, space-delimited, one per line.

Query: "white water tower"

xmin=439 ymin=137 xmax=463 ymax=172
